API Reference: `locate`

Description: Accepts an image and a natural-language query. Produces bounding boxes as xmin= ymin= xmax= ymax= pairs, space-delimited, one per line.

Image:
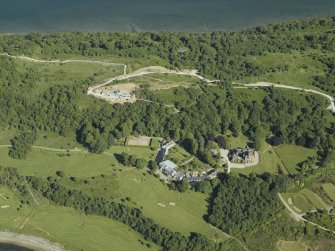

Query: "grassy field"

xmin=117 ymin=169 xmax=228 ymax=242
xmin=0 ymin=144 xmax=159 ymax=177
xmin=0 ymin=130 xmax=18 ymax=145
xmin=39 ymin=54 xmax=172 ymax=72
xmin=34 ymin=131 xmax=82 ymax=149
xmin=0 ymin=143 xmax=229 ymax=244
xmin=277 ymin=240 xmax=309 ymax=251
xmin=233 ymin=142 xmax=287 ymax=175
xmin=242 ymin=50 xmax=328 ymax=89
xmin=115 ymin=73 xmax=201 ymax=91
xmin=299 ymin=189 xmax=331 ymax=209
xmin=275 ymin=145 xmax=318 ymax=174
xmin=0 ymin=187 xmax=156 ymax=251
xmin=281 ymin=189 xmax=331 ymax=214
xmin=168 ymin=146 xmax=192 ymax=165
xmin=322 ymin=183 xmax=335 ymax=202
xmin=13 ymin=58 xmax=124 ymax=87
xmin=225 ymin=134 xmax=249 ymax=149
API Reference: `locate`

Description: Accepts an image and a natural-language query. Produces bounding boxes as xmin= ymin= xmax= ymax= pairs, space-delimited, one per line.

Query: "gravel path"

xmin=234 ymin=82 xmax=335 ymax=113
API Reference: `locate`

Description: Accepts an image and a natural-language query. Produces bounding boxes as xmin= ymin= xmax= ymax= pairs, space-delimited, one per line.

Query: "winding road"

xmin=2 ymin=53 xmax=334 ymax=112
xmin=234 ymin=82 xmax=335 ymax=113
xmin=86 ymin=65 xmax=219 ymax=99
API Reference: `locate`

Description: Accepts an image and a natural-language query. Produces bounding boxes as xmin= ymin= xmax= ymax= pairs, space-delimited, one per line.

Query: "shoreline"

xmin=0 ymin=15 xmax=334 ymax=35
xmin=0 ymin=232 xmax=65 ymax=251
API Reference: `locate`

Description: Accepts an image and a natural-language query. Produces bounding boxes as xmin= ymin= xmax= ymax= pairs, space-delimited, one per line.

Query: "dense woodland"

xmin=206 ymin=173 xmax=288 ymax=234
xmin=1 ymin=17 xmax=335 ymax=85
xmin=0 ymin=18 xmax=335 ymax=168
xmin=313 ymin=57 xmax=335 ymax=95
xmin=1 ymin=17 xmax=335 ymax=250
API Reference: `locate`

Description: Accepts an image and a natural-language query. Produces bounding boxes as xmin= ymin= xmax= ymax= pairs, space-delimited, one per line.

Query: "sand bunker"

xmin=157 ymin=202 xmax=166 ymax=208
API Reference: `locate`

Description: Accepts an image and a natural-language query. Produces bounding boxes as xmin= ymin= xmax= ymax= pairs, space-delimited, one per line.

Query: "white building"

xmin=159 ymin=160 xmax=178 ymax=176
xmin=159 ymin=160 xmax=185 ymax=181
xmin=162 ymin=141 xmax=176 ymax=156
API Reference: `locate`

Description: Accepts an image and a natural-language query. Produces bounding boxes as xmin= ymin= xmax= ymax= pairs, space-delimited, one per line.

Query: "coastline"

xmin=0 ymin=232 xmax=65 ymax=251
xmin=0 ymin=14 xmax=334 ymax=35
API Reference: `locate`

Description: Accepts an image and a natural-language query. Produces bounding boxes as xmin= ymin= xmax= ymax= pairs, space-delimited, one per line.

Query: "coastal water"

xmin=0 ymin=0 xmax=335 ymax=32
xmin=0 ymin=243 xmax=33 ymax=251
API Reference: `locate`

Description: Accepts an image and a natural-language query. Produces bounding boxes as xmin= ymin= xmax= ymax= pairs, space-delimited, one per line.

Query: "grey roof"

xmin=172 ymin=172 xmax=185 ymax=181
xmin=159 ymin=160 xmax=177 ymax=170
xmin=159 ymin=160 xmax=178 ymax=176
xmin=186 ymin=176 xmax=207 ymax=182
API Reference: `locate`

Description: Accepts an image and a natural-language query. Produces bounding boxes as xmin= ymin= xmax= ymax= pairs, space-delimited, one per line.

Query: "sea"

xmin=0 ymin=0 xmax=335 ymax=33
xmin=0 ymin=242 xmax=33 ymax=251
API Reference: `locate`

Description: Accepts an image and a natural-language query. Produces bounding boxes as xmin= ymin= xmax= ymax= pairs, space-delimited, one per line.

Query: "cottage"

xmin=159 ymin=160 xmax=178 ymax=176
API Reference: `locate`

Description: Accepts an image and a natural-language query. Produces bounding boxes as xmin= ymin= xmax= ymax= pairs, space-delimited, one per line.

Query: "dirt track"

xmin=234 ymin=82 xmax=335 ymax=113
xmin=3 ymin=53 xmax=333 ymax=111
xmin=87 ymin=66 xmax=219 ymax=100
xmin=278 ymin=193 xmax=335 ymax=234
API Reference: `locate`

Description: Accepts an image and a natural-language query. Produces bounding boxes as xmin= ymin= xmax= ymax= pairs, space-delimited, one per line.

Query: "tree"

xmin=56 ymin=170 xmax=66 ymax=178
xmin=148 ymin=160 xmax=158 ymax=171
xmin=215 ymin=135 xmax=226 ymax=148
xmin=8 ymin=132 xmax=37 ymax=159
xmin=195 ymin=180 xmax=212 ymax=194
xmin=135 ymin=158 xmax=147 ymax=169
xmin=184 ymin=138 xmax=198 ymax=155
xmin=172 ymin=180 xmax=189 ymax=193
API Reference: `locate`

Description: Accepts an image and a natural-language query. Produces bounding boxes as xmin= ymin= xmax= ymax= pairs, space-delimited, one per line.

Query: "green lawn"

xmin=233 ymin=142 xmax=287 ymax=175
xmin=322 ymin=183 xmax=335 ymax=202
xmin=226 ymin=134 xmax=249 ymax=149
xmin=275 ymin=145 xmax=318 ymax=174
xmin=277 ymin=240 xmax=309 ymax=251
xmin=168 ymin=146 xmax=192 ymax=165
xmin=117 ymin=169 xmax=228 ymax=242
xmin=0 ymin=144 xmax=160 ymax=178
xmin=0 ymin=144 xmax=229 ymax=244
xmin=34 ymin=131 xmax=82 ymax=149
xmin=281 ymin=189 xmax=330 ymax=214
xmin=300 ymin=189 xmax=331 ymax=210
xmin=13 ymin=58 xmax=124 ymax=87
xmin=281 ymin=192 xmax=315 ymax=213
xmin=0 ymin=130 xmax=18 ymax=145
xmin=149 ymin=138 xmax=161 ymax=149
xmin=0 ymin=187 xmax=156 ymax=251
